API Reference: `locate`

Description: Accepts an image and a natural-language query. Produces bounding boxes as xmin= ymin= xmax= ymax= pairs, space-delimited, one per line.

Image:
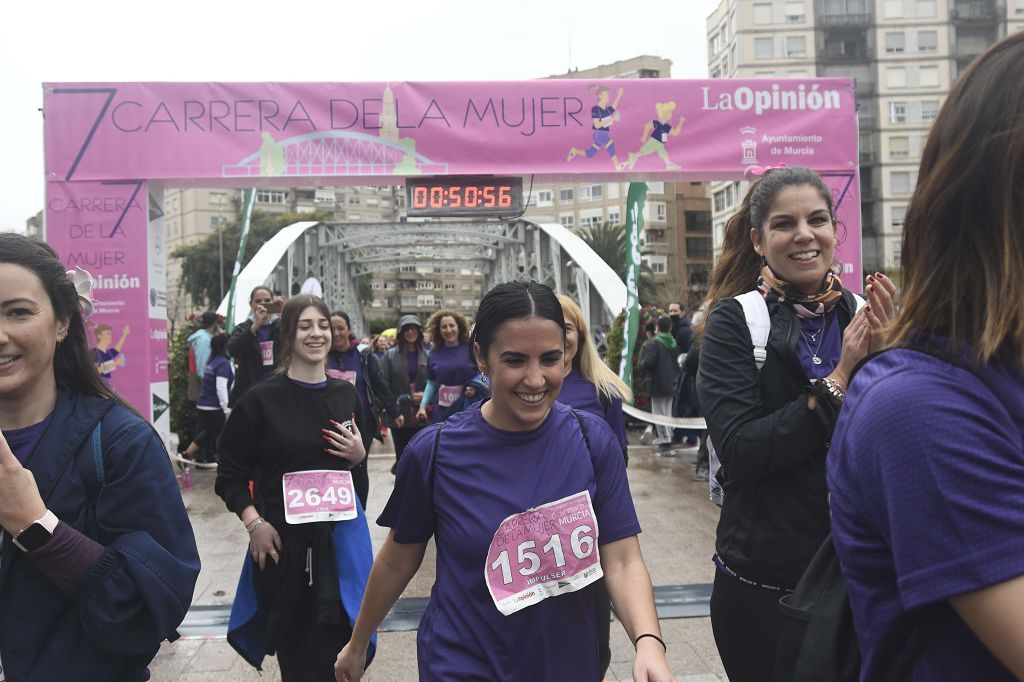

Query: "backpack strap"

xmin=83 ymin=421 xmax=104 ymax=502
xmin=571 ymin=408 xmax=594 ymax=459
xmin=734 ymin=290 xmax=771 ymax=371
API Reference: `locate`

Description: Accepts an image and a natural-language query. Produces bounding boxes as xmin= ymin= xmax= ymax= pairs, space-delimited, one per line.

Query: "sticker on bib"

xmin=327 ymin=369 xmax=357 ymax=384
xmin=484 ymin=490 xmax=602 ymax=616
xmin=438 ymin=384 xmax=463 ymax=407
xmin=259 ymin=340 xmax=274 ymax=366
xmin=282 ymin=469 xmax=357 ymax=524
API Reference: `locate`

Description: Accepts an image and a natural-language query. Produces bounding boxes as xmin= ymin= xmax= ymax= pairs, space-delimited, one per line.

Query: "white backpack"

xmin=707 ymin=291 xmax=865 ymax=507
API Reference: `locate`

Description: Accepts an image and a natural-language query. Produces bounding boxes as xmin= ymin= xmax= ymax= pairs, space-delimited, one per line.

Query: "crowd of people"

xmin=2 ymin=31 xmax=1023 ymax=682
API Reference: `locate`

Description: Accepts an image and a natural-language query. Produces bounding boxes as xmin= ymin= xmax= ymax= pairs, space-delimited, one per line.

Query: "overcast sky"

xmin=0 ymin=0 xmax=720 ymax=232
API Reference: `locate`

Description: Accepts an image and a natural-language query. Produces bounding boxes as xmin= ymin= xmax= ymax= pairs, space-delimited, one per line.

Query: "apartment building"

xmin=534 ymin=56 xmax=714 ymax=307
xmin=706 ymin=0 xmax=1023 ymax=272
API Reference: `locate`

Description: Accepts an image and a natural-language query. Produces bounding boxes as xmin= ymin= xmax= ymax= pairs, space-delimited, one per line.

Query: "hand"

xmin=115 ymin=355 xmax=126 ymax=367
xmin=831 ymin=309 xmax=871 ymax=391
xmin=863 ymin=272 xmax=897 ymax=354
xmin=335 ymin=641 xmax=368 ymax=681
xmin=633 ymin=638 xmax=676 ymax=682
xmin=415 ymin=407 xmax=427 ymax=423
xmin=0 ymin=429 xmax=48 ymax=535
xmin=253 ymin=305 xmax=270 ymax=330
xmin=322 ymin=417 xmax=366 ymax=465
xmin=249 ymin=520 xmax=283 ymax=571
xmin=121 ymin=325 xmax=131 ymax=336
xmin=394 ymin=415 xmax=405 ymax=428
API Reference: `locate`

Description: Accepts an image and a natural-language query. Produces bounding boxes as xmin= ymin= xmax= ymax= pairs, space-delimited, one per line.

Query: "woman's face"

xmin=375 ymin=336 xmax=388 ymax=352
xmin=439 ymin=316 xmax=460 ymax=345
xmin=291 ymin=306 xmax=330 ymax=367
xmin=0 ymin=264 xmax=68 ymax=402
xmin=563 ymin=316 xmax=579 ymax=370
xmin=751 ymin=184 xmax=836 ymax=295
xmin=402 ymin=325 xmax=420 ymax=347
xmin=476 ymin=316 xmax=564 ymax=432
xmin=331 ymin=315 xmax=350 ymax=352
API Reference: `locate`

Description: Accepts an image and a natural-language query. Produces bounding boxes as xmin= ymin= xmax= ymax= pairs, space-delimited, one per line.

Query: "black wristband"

xmin=634 ymin=633 xmax=667 ymax=653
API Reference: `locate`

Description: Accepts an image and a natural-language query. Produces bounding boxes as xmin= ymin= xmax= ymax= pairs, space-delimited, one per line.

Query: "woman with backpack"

xmin=694 ymin=165 xmax=896 ymax=681
xmin=0 ymin=233 xmax=199 ymax=682
xmin=334 ymin=281 xmax=672 ymax=682
xmin=829 ymin=32 xmax=1024 ymax=680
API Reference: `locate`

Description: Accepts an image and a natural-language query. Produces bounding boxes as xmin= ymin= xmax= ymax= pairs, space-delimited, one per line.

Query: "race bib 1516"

xmin=282 ymin=469 xmax=358 ymax=524
xmin=484 ymin=490 xmax=602 ymax=616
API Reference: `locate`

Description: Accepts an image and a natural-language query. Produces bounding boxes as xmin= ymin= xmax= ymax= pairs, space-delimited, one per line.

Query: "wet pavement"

xmin=150 ymin=429 xmax=726 ymax=681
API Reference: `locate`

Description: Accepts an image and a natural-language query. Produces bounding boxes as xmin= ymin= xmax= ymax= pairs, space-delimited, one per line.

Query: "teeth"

xmin=516 ymin=392 xmax=545 ymax=404
xmin=791 ymin=251 xmax=819 ymax=261
xmin=0 ymin=356 xmax=17 ymax=364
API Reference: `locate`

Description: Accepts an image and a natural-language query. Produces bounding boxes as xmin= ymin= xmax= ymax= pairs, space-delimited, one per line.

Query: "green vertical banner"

xmin=619 ymin=182 xmax=647 ymax=392
xmin=224 ymin=188 xmax=256 ymax=333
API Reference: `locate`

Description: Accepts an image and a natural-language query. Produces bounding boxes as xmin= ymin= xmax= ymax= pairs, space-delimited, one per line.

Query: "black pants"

xmin=593 ymin=578 xmax=612 ymax=679
xmin=390 ymin=425 xmax=424 ymax=468
xmin=196 ymin=409 xmax=225 ymax=463
xmin=710 ymin=568 xmax=789 ymax=682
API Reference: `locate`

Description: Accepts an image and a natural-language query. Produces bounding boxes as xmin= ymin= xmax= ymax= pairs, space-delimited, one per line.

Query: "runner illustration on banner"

xmin=567 ymin=85 xmax=626 ymax=171
xmin=626 ymin=101 xmax=686 ymax=171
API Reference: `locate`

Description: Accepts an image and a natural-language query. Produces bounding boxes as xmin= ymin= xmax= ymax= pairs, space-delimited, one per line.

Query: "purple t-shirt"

xmin=557 ymin=368 xmax=628 ymax=456
xmin=425 ymin=343 xmax=478 ymax=423
xmin=797 ymin=312 xmax=842 ymax=379
xmin=196 ymin=355 xmax=234 ymax=410
xmin=379 ymin=401 xmax=641 ymax=681
xmin=6 ymin=415 xmax=53 ymax=464
xmin=327 ymin=347 xmax=370 ymax=421
xmin=828 ymin=349 xmax=1024 ymax=681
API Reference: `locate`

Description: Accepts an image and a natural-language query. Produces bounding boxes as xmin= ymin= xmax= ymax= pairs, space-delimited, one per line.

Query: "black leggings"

xmin=196 ymin=409 xmax=225 ymax=463
xmin=710 ymin=568 xmax=789 ymax=682
xmin=391 ymin=426 xmax=425 ymax=468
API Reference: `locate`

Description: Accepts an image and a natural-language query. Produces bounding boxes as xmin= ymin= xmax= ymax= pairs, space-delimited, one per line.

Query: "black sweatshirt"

xmin=215 ymin=373 xmax=367 ymax=528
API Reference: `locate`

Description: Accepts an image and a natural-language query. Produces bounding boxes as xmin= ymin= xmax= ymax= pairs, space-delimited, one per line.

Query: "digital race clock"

xmin=405 ymin=176 xmax=524 ymax=218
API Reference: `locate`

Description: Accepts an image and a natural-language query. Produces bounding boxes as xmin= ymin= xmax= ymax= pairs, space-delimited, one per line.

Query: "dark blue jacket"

xmin=0 ymin=388 xmax=201 ymax=682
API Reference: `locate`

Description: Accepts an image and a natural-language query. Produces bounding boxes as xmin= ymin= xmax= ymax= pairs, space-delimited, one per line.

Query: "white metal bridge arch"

xmin=217 ymin=219 xmax=626 ymax=337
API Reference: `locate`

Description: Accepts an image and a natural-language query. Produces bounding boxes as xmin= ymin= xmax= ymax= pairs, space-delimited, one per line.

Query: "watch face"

xmin=14 ymin=522 xmax=52 ymax=552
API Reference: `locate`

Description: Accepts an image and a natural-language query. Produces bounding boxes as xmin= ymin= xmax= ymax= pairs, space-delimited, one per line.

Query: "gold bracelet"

xmin=245 ymin=517 xmax=266 ymax=534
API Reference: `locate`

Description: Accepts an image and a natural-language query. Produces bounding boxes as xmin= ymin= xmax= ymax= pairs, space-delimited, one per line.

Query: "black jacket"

xmin=638 ymin=337 xmax=679 ymax=397
xmin=226 ymin=318 xmax=281 ymax=406
xmin=697 ymin=291 xmax=859 ymax=589
xmin=380 ymin=345 xmax=429 ymax=426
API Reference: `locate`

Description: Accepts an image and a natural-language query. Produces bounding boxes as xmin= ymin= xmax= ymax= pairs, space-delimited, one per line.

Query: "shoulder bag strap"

xmin=734 ymin=290 xmax=771 ymax=371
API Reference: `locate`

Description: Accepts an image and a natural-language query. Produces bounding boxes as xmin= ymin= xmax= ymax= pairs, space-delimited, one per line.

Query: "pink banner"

xmin=43 ymin=80 xmax=858 ymax=184
xmin=45 ymin=181 xmax=167 ymax=419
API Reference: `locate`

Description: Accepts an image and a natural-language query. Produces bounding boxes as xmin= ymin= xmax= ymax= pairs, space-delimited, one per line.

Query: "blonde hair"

xmin=557 ymin=294 xmax=633 ymax=403
xmin=655 ymin=101 xmax=676 ymax=119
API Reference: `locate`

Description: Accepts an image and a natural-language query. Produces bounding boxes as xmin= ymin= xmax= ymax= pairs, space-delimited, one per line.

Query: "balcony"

xmin=860 ymin=150 xmax=876 ymax=165
xmin=820 ymin=44 xmax=871 ymax=62
xmin=819 ymin=12 xmax=871 ymax=27
xmin=951 ymin=2 xmax=999 ymax=21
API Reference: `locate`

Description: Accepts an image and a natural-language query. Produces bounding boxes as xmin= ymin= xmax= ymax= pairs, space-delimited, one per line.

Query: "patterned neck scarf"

xmin=756 ymin=265 xmax=844 ymax=319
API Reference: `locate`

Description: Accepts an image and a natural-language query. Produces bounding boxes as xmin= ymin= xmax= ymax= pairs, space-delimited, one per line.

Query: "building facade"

xmin=706 ymin=0 xmax=1023 ymax=272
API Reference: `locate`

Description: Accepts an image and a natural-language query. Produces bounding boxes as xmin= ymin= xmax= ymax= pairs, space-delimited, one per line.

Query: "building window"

xmin=347 ymin=196 xmax=360 ymax=205
xmin=560 ymin=215 xmax=574 ymax=228
xmin=889 ymin=102 xmax=908 ymax=123
xmin=685 ymin=210 xmax=712 ymax=233
xmin=417 ymin=280 xmax=433 ymax=290
xmin=755 ymin=37 xmax=774 ymax=59
xmin=713 ymin=189 xmax=727 ymax=212
xmin=256 ymin=190 xmax=286 ymax=204
xmin=382 ymin=281 xmax=393 ymax=290
xmin=210 ymin=215 xmax=228 ymax=227
xmin=885 ymin=32 xmax=905 ymax=53
xmin=753 ymin=3 xmax=773 ymax=23
xmin=399 ymin=265 xmax=415 ymax=273
xmin=559 ymin=188 xmax=574 ymax=202
xmin=785 ymin=1 xmax=805 ymax=21
xmin=444 ymin=283 xmax=456 ymax=291
xmin=920 ymin=100 xmax=939 ymax=121
xmin=608 ymin=209 xmax=621 ymax=224
xmin=786 ymin=35 xmax=807 ymax=58
xmin=890 ymin=205 xmax=907 ymax=229
xmin=883 ymin=0 xmax=904 ymax=18
xmin=891 ymin=171 xmax=915 ymax=193
xmin=889 ymin=135 xmax=910 ymax=158
xmin=536 ymin=190 xmax=553 ymax=205
xmin=655 ymin=203 xmax=667 ymax=221
xmin=886 ymin=67 xmax=907 ymax=88
xmin=686 ymin=238 xmax=713 ymax=260
xmin=917 ymin=30 xmax=937 ymax=52
xmin=919 ymin=65 xmax=939 ymax=87
xmin=579 ymin=185 xmax=603 ymax=201
xmin=916 ymin=0 xmax=936 ymax=16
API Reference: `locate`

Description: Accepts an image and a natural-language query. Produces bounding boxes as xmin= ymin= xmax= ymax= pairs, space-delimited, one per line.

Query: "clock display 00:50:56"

xmin=411 ymin=184 xmax=514 ymax=209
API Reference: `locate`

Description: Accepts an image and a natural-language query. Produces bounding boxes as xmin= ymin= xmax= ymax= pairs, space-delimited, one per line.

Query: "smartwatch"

xmin=13 ymin=510 xmax=59 ymax=552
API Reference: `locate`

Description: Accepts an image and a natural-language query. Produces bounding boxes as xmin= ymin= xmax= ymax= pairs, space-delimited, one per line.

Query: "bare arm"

xmin=601 ymin=536 xmax=675 ymax=682
xmin=949 ymin=574 xmax=1024 ymax=678
xmin=335 ymin=532 xmax=428 ymax=681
